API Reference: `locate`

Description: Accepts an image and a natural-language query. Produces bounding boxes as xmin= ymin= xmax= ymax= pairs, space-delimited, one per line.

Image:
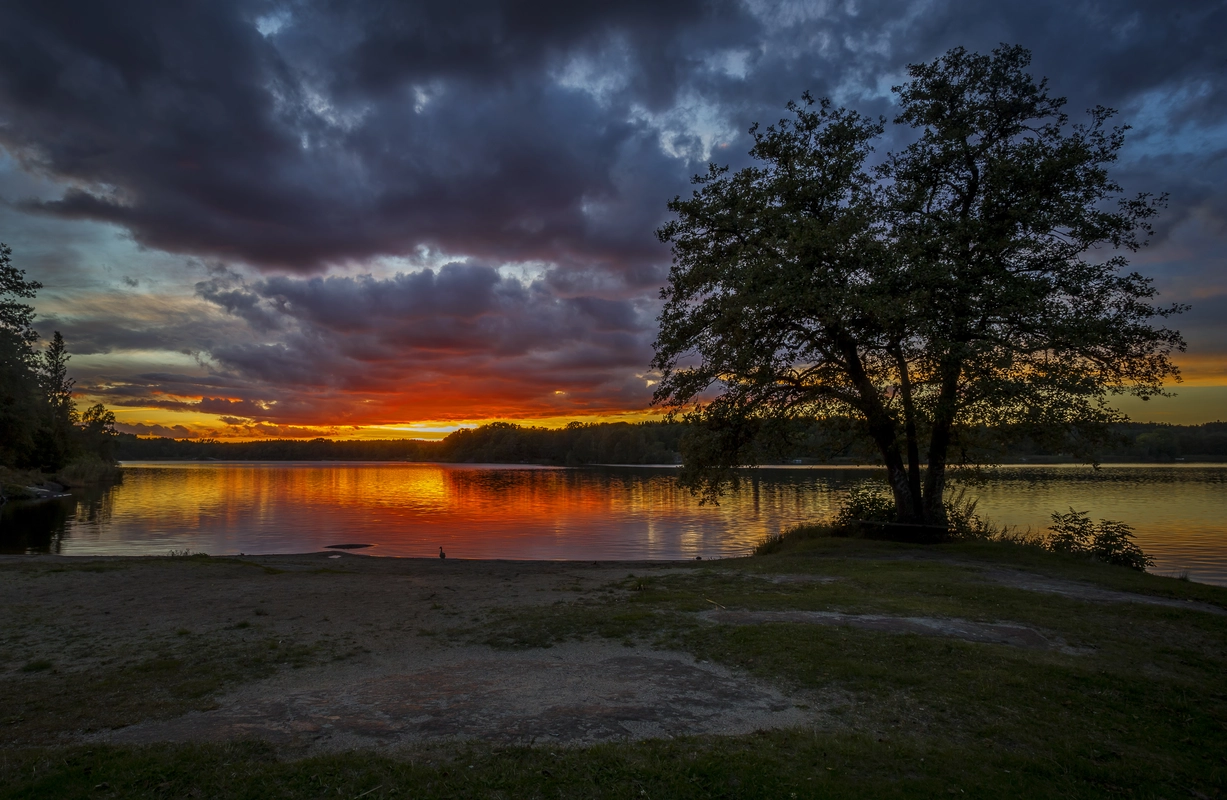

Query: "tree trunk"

xmin=862 ymin=405 xmax=915 ymax=521
xmin=922 ymin=358 xmax=963 ymax=522
xmin=894 ymin=348 xmax=924 ymax=520
xmin=839 ymin=333 xmax=918 ymax=522
xmin=885 ymin=458 xmax=915 ymax=521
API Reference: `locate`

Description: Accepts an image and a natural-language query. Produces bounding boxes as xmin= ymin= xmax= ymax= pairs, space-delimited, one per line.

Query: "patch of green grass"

xmin=2 ymin=635 xmax=322 ymax=746
xmin=1 ymin=725 xmax=1222 ymax=800
xmin=749 ymin=534 xmax=1227 ymax=607
xmin=753 ymin=522 xmax=840 ymax=555
xmin=462 ymin=541 xmax=1227 ymax=795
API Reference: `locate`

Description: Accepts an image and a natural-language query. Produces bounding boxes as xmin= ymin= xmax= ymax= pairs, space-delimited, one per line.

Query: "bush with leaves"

xmin=1046 ymin=508 xmax=1152 ymax=571
xmin=834 ymin=484 xmax=897 ymax=528
xmin=943 ymin=487 xmax=993 ymax=540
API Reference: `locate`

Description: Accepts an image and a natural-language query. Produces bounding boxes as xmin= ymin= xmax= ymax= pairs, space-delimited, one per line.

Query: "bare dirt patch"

xmin=97 ymin=642 xmax=816 ymax=751
xmin=698 ymin=609 xmax=1078 ymax=651
xmin=1 ymin=554 xmax=823 ymax=749
xmin=977 ymin=568 xmax=1227 ymax=616
xmin=755 ymin=573 xmax=844 ymax=585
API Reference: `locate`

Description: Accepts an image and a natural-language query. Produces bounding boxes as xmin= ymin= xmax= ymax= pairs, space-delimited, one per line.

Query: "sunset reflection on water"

xmin=15 ymin=462 xmax=851 ymax=561
xmin=2 ymin=462 xmax=1224 ymax=585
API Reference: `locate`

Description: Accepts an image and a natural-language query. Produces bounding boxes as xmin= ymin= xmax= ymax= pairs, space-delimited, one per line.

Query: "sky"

xmin=0 ymin=0 xmax=1223 ymax=440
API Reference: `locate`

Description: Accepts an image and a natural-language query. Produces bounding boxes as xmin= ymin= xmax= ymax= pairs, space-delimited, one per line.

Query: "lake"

xmin=1 ymin=462 xmax=1223 ymax=585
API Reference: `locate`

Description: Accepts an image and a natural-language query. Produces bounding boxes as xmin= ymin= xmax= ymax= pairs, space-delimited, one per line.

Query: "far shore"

xmin=111 ymin=458 xmax=1227 ymax=466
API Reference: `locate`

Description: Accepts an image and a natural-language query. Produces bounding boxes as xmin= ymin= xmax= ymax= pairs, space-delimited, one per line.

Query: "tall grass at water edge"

xmin=755 ymin=484 xmax=1150 ymax=571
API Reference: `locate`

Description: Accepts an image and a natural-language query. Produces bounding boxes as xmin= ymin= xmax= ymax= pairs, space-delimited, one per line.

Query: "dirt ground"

xmin=1 ymin=550 xmax=1215 ymax=754
xmin=2 ymin=554 xmax=822 ymax=751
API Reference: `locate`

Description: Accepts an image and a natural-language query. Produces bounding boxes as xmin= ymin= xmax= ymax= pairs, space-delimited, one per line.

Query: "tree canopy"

xmin=0 ymin=243 xmax=117 ymax=475
xmin=651 ymin=45 xmax=1185 ymax=523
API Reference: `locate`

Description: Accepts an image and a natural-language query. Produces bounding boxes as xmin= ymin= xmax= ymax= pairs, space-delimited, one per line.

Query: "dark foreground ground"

xmin=0 ymin=538 xmax=1224 ymax=798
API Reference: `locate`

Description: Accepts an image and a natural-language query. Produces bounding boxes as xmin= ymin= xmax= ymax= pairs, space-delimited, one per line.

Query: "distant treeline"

xmin=115 ymin=420 xmax=687 ymax=465
xmin=114 ymin=419 xmax=1227 ymax=465
xmin=1061 ymin=422 xmax=1227 ymax=462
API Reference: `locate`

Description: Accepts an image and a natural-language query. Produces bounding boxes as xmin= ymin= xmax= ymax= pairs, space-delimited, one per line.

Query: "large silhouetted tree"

xmin=652 ymin=45 xmax=1185 ymax=524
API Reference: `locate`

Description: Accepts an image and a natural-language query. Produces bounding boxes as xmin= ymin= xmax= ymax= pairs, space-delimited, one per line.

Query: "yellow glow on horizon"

xmin=1170 ymin=354 xmax=1227 ymax=386
xmin=105 ymin=406 xmax=674 ymax=442
xmin=91 ymin=369 xmax=1226 ymax=442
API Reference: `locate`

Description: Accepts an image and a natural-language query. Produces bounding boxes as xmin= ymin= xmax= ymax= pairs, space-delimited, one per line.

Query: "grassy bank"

xmin=1 ymin=539 xmax=1224 ymax=798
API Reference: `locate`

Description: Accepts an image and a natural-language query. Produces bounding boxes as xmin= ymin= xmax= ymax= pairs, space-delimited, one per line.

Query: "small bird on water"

xmin=439 ymin=546 xmax=446 ymax=560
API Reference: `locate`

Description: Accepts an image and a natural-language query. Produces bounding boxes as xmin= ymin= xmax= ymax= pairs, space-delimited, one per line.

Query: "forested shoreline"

xmin=115 ymin=419 xmax=1227 ymax=465
xmin=1 ymin=244 xmax=119 ymax=488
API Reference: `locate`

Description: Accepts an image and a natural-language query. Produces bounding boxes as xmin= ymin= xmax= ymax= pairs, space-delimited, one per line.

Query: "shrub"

xmin=944 ymin=487 xmax=991 ymax=539
xmin=1085 ymin=518 xmax=1153 ymax=571
xmin=992 ymin=527 xmax=1048 ymax=547
xmin=753 ymin=533 xmax=786 ymax=555
xmin=56 ymin=455 xmax=120 ymax=486
xmin=942 ymin=487 xmax=1045 ymax=544
xmin=1045 ymin=508 xmax=1152 ymax=571
xmin=2 ymin=483 xmax=36 ymax=501
xmin=753 ymin=524 xmax=835 ymax=555
xmin=834 ymin=484 xmax=896 ymax=527
xmin=1046 ymin=508 xmax=1095 ymax=554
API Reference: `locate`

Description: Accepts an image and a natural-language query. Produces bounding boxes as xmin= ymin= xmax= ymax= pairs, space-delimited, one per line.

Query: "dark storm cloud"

xmin=195 ymin=264 xmax=654 ymax=389
xmin=36 ymin=296 xmax=238 ymax=356
xmin=0 ymin=0 xmax=755 ymax=277
xmin=2 ymin=0 xmax=1222 ymax=276
xmin=54 ymin=262 xmax=645 ymax=426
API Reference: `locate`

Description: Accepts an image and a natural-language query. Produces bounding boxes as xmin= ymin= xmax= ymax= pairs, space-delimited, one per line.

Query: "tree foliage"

xmin=32 ymin=331 xmax=80 ymax=470
xmin=1046 ymin=508 xmax=1152 ymax=571
xmin=0 ymin=243 xmax=118 ymax=477
xmin=0 ymin=242 xmax=44 ymax=466
xmin=652 ymin=45 xmax=1185 ymax=521
xmin=0 ymin=242 xmax=40 ymax=348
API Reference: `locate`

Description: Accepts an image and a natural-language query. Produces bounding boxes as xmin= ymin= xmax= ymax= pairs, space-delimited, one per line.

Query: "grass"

xmin=1 ymin=540 xmax=1224 ymax=798
xmin=54 ymin=455 xmax=121 ymax=487
xmin=4 ymin=730 xmax=1206 ymax=800
xmin=461 ymin=540 xmax=1227 ymax=796
xmin=2 ymin=630 xmax=321 ymax=747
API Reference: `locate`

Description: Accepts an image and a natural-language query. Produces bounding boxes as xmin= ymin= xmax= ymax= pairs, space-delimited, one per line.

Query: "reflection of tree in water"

xmin=0 ymin=478 xmax=122 ymax=554
xmin=0 ymin=498 xmax=70 ymax=553
xmin=442 ymin=467 xmax=583 ymax=504
xmin=72 ymin=481 xmax=118 ymax=528
xmin=993 ymin=467 xmax=1227 ymax=488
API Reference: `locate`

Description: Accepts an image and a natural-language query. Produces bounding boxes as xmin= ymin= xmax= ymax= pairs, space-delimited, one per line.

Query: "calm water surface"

xmin=1 ymin=462 xmax=1223 ymax=584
